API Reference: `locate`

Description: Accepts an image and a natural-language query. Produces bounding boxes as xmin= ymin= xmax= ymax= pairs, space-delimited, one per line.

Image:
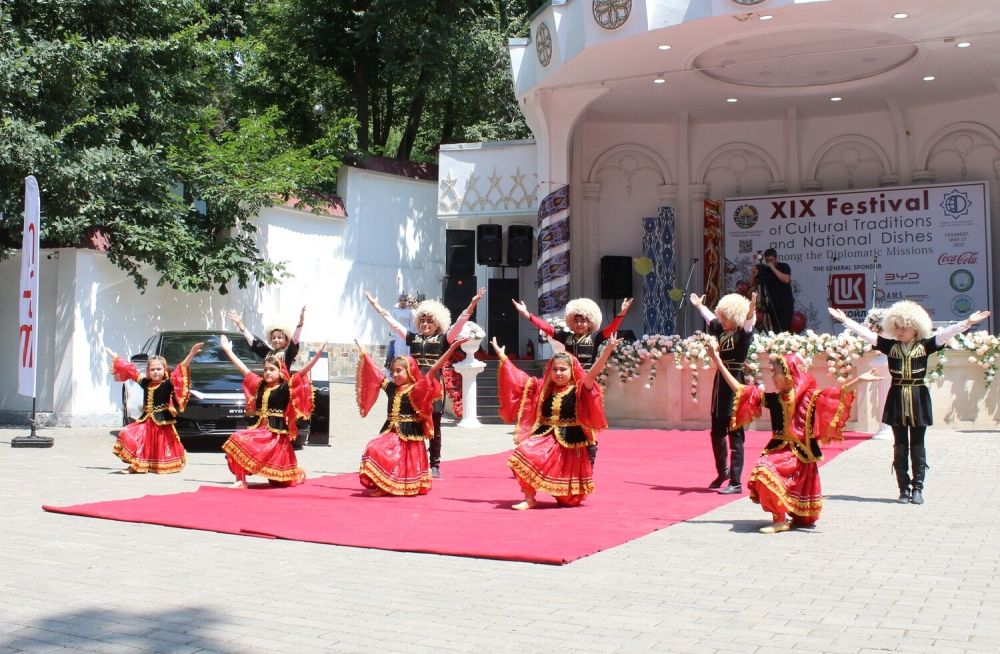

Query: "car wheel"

xmin=121 ymin=389 xmax=135 ymax=427
xmin=293 ymin=419 xmax=309 ymax=450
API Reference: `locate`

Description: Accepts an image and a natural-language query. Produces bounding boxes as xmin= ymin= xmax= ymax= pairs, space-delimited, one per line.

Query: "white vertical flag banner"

xmin=18 ymin=175 xmax=40 ymax=398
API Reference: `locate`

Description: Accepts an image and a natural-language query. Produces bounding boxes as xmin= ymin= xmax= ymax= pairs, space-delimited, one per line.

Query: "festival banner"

xmin=19 ymin=176 xmax=40 ymax=397
xmin=723 ymin=182 xmax=992 ymax=334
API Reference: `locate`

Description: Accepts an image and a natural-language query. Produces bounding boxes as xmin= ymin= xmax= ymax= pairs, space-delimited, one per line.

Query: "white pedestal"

xmin=871 ymin=353 xmax=892 ymax=440
xmin=455 ymin=338 xmax=485 ymax=428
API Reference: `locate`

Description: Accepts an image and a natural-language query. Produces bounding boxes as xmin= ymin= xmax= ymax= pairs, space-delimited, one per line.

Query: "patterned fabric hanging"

xmin=537 ymin=185 xmax=571 ymax=317
xmin=642 ymin=206 xmax=677 ymax=336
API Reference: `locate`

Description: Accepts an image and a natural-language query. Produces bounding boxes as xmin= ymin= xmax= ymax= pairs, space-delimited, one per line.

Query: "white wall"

xmin=0 ymin=164 xmax=443 ymax=426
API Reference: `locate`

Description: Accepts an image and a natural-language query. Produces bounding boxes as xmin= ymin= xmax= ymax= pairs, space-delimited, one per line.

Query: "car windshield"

xmin=159 ymin=334 xmax=263 ymax=366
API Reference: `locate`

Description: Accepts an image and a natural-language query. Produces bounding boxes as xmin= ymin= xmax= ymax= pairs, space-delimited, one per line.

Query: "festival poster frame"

xmin=722 ymin=181 xmax=992 ymax=334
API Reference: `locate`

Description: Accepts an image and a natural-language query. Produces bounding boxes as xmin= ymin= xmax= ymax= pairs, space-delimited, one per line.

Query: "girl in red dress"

xmin=709 ymin=342 xmax=878 ymax=533
xmin=218 ymin=335 xmax=326 ymax=489
xmin=490 ymin=334 xmax=619 ymax=510
xmin=355 ymin=338 xmax=466 ymax=496
xmin=108 ymin=342 xmax=203 ymax=474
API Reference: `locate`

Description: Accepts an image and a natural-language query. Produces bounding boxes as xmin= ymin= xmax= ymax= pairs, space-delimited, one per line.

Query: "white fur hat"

xmin=564 ymin=298 xmax=603 ymax=334
xmin=413 ymin=299 xmax=452 ymax=333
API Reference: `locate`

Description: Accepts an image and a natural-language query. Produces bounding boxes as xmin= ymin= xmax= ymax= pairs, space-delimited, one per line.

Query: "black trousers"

xmin=428 ymin=411 xmax=443 ymax=468
xmin=892 ymin=425 xmax=927 ymax=491
xmin=710 ymin=412 xmax=745 ymax=485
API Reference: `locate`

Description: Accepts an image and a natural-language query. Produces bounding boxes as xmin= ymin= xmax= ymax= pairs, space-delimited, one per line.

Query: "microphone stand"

xmin=677 ymin=257 xmax=698 ymax=335
xmin=870 ymin=254 xmax=880 ymax=309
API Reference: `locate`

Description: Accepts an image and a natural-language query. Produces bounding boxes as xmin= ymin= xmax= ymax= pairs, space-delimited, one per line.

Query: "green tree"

xmin=0 ymin=0 xmax=342 ymax=293
xmin=242 ymin=0 xmax=538 ymax=162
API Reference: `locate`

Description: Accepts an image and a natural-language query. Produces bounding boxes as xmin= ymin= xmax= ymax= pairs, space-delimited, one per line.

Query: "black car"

xmin=122 ymin=330 xmax=329 ymax=448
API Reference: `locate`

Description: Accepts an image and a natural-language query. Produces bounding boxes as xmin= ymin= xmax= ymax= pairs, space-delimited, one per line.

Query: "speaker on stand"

xmin=446 ymin=229 xmax=476 ymax=276
xmin=600 ymin=255 xmax=633 ymax=299
xmin=476 ymin=224 xmax=502 ymax=266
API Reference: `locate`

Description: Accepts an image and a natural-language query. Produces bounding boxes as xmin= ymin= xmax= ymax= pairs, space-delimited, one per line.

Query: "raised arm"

xmin=583 ymin=334 xmax=621 ymax=390
xmin=226 ymin=309 xmax=256 ymax=345
xmin=447 ymin=287 xmax=487 ymax=342
xmin=935 ymin=310 xmax=991 ymax=345
xmin=690 ymin=293 xmax=715 ymax=324
xmin=179 ymin=342 xmax=204 ymax=367
xmin=744 ymin=292 xmax=757 ymax=332
xmin=828 ymin=307 xmax=877 ymax=345
xmin=512 ymin=298 xmax=555 ymax=337
xmin=427 ymin=338 xmax=467 ymax=377
xmin=296 ymin=342 xmax=327 ymax=377
xmin=218 ymin=335 xmax=252 ymax=376
xmin=707 ymin=340 xmax=742 ymax=392
xmin=290 ymin=305 xmax=306 ymax=344
xmin=600 ymin=298 xmax=633 ymax=339
xmin=366 ymin=291 xmax=408 ymax=339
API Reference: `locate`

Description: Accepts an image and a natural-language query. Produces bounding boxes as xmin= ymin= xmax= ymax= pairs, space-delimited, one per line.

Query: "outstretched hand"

xmin=188 ymin=342 xmax=204 ymax=356
xmin=858 ymin=368 xmax=881 ymax=382
xmin=219 ymin=335 xmax=233 ymax=351
xmin=689 ymin=293 xmax=704 ymax=309
xmin=828 ymin=307 xmax=847 ymax=323
xmin=967 ymin=310 xmax=991 ymax=326
xmin=365 ymin=291 xmax=380 ymax=308
xmin=105 ymin=346 xmax=119 ymax=360
xmin=226 ymin=309 xmax=243 ymax=326
xmin=620 ymin=298 xmax=634 ymax=314
xmin=511 ymin=299 xmax=529 ymax=318
xmin=299 ymin=305 xmax=307 ymax=324
xmin=490 ymin=336 xmax=507 ymax=359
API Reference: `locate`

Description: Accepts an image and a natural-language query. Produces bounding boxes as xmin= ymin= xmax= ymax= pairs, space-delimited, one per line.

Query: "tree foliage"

xmin=0 ymin=0 xmax=542 ymax=291
xmin=0 ymin=0 xmax=342 ymax=293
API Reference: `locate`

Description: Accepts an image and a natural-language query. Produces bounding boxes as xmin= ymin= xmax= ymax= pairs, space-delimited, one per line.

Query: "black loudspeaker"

xmin=476 ymin=224 xmax=502 ymax=266
xmin=443 ymin=275 xmax=477 ymax=324
xmin=487 ymin=278 xmax=519 ymax=357
xmin=600 ymin=255 xmax=633 ymax=299
xmin=446 ymin=229 xmax=475 ymax=276
xmin=507 ymin=225 xmax=533 ymax=266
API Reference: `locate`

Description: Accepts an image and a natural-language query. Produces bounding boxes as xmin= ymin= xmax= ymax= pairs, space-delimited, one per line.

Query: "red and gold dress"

xmin=730 ymin=353 xmax=855 ymax=525
xmin=355 ymin=352 xmax=440 ymax=495
xmin=222 ymin=368 xmax=313 ymax=486
xmin=497 ymin=355 xmax=607 ymax=506
xmin=112 ymin=358 xmax=191 ymax=474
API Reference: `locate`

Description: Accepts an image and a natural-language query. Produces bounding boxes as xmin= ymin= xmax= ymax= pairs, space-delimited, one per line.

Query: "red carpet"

xmin=44 ymin=430 xmax=871 ymax=564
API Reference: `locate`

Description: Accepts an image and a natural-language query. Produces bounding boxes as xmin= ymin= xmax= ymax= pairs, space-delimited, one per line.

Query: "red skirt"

xmin=748 ymin=448 xmax=822 ymax=525
xmin=113 ymin=420 xmax=186 ymax=474
xmin=359 ymin=431 xmax=432 ymax=496
xmin=507 ymin=434 xmax=594 ymax=506
xmin=223 ymin=427 xmax=305 ymax=486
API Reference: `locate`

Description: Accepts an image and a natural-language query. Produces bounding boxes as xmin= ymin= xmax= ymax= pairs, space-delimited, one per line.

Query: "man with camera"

xmin=749 ymin=248 xmax=794 ymax=333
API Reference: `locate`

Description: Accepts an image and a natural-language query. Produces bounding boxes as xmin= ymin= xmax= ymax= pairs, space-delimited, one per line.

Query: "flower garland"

xmin=948 ymin=330 xmax=1000 ymax=385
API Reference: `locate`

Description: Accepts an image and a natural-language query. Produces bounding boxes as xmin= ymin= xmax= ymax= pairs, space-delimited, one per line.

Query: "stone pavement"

xmin=2 ymin=382 xmax=999 ymax=654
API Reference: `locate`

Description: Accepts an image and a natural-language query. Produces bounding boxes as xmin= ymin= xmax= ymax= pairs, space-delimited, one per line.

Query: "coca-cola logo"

xmin=938 ymin=252 xmax=978 ymax=265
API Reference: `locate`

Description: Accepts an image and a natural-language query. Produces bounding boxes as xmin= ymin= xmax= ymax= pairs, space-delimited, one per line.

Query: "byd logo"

xmin=829 ymin=273 xmax=866 ymax=309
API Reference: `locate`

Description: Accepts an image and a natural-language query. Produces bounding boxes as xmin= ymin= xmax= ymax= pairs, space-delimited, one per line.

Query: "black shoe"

xmin=719 ymin=484 xmax=743 ymax=495
xmin=897 ymin=490 xmax=911 ymax=503
xmin=910 ymin=489 xmax=924 ymax=505
xmin=431 ymin=466 xmax=440 ymax=479
xmin=708 ymin=473 xmax=729 ymax=489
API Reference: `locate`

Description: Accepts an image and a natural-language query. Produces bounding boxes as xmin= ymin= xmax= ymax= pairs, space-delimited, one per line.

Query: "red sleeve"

xmin=496 ymin=359 xmax=532 ymax=424
xmin=112 ymin=357 xmax=140 ymax=383
xmin=170 ymin=363 xmax=191 ymax=412
xmin=355 ymin=352 xmax=387 ymax=417
xmin=528 ymin=312 xmax=555 ymax=337
xmin=811 ymin=387 xmax=854 ymax=444
xmin=288 ymin=372 xmax=315 ymax=421
xmin=729 ymin=384 xmax=764 ymax=431
xmin=600 ymin=312 xmax=626 ymax=339
xmin=242 ymin=372 xmax=262 ymax=417
xmin=575 ymin=382 xmax=608 ymax=431
xmin=410 ymin=374 xmax=443 ymax=418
